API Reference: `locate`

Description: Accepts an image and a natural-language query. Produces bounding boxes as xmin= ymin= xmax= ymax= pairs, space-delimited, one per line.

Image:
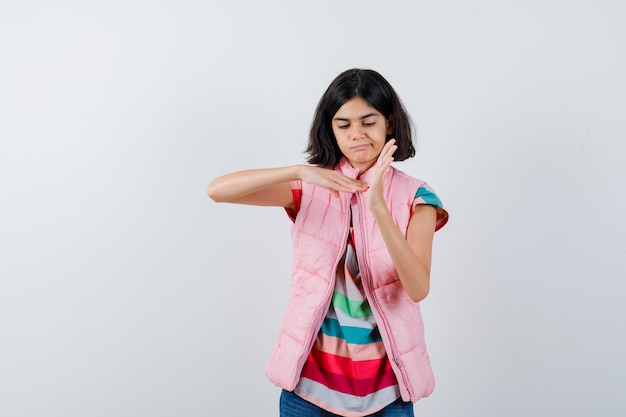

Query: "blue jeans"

xmin=279 ymin=389 xmax=415 ymax=417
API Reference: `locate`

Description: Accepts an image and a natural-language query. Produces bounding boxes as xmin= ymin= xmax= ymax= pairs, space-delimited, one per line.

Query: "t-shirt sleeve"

xmin=284 ymin=180 xmax=302 ymax=223
xmin=412 ymin=183 xmax=449 ymax=231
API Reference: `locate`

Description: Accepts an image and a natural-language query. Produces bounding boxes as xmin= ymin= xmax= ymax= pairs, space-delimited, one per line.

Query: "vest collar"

xmin=336 ymin=157 xmax=387 ymax=183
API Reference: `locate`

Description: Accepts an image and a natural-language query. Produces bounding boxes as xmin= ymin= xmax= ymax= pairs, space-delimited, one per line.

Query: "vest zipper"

xmin=353 ymin=192 xmax=414 ymax=399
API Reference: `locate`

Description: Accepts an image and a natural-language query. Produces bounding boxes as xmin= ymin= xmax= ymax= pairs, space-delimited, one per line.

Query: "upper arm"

xmin=406 ymin=204 xmax=438 ymax=273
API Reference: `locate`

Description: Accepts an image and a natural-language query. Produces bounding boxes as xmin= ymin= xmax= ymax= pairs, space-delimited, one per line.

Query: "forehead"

xmin=333 ymin=97 xmax=381 ymax=119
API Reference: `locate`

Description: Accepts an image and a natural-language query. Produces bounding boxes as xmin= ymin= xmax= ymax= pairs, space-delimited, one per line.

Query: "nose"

xmin=349 ymin=124 xmax=365 ymax=140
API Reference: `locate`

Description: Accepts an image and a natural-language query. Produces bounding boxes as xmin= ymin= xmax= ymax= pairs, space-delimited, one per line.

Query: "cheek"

xmin=331 ymin=128 xmax=344 ymax=143
xmin=336 ymin=140 xmax=349 ymax=154
xmin=333 ymin=130 xmax=347 ymax=145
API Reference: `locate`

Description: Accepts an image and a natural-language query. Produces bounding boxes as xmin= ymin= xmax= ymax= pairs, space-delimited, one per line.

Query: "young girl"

xmin=207 ymin=68 xmax=448 ymax=417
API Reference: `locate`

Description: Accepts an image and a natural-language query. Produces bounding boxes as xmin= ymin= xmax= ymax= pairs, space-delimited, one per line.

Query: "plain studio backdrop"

xmin=1 ymin=1 xmax=625 ymax=416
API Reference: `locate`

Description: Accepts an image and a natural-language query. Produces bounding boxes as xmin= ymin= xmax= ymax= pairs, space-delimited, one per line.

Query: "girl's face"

xmin=331 ymin=96 xmax=393 ymax=174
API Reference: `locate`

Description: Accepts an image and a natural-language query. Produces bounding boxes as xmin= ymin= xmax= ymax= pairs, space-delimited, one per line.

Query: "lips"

xmin=351 ymin=144 xmax=370 ymax=151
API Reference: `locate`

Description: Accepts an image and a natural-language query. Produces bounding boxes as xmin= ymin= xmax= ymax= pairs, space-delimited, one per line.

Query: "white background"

xmin=1 ymin=1 xmax=625 ymax=416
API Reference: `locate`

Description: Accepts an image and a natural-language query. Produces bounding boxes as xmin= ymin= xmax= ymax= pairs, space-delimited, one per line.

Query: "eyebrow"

xmin=333 ymin=113 xmax=379 ymax=122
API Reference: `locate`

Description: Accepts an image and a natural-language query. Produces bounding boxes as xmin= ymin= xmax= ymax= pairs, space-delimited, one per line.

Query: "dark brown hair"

xmin=306 ymin=68 xmax=415 ymax=167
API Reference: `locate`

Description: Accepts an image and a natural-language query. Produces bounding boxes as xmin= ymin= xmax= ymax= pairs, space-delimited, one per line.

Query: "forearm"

xmin=208 ymin=164 xmax=369 ymax=205
xmin=371 ymin=206 xmax=432 ymax=302
xmin=207 ymin=165 xmax=301 ymax=204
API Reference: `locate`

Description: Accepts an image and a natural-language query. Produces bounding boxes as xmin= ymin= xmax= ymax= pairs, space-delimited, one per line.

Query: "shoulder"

xmin=389 ymin=167 xmax=449 ymax=231
xmin=387 ymin=167 xmax=427 ymax=195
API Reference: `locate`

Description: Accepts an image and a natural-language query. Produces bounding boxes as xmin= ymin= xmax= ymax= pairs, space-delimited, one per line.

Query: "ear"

xmin=386 ymin=115 xmax=395 ymax=135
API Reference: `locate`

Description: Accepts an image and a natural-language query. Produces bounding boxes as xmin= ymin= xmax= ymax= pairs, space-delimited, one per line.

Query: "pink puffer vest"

xmin=265 ymin=158 xmax=436 ymax=402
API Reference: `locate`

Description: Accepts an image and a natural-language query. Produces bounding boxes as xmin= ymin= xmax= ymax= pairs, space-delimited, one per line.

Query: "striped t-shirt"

xmin=286 ymin=182 xmax=448 ymax=417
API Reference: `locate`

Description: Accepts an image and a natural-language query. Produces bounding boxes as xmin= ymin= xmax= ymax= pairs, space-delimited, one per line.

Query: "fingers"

xmin=301 ymin=165 xmax=368 ymax=194
xmin=330 ymin=175 xmax=368 ymax=193
xmin=374 ymin=139 xmax=397 ymax=175
xmin=320 ymin=169 xmax=367 ymax=192
xmin=380 ymin=139 xmax=397 ymax=161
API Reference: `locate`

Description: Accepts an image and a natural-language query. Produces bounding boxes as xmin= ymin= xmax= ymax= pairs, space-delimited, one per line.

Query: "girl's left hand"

xmin=366 ymin=139 xmax=397 ymax=213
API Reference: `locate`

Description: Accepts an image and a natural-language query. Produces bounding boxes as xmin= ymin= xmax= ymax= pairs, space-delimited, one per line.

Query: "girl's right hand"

xmin=298 ymin=165 xmax=368 ymax=197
